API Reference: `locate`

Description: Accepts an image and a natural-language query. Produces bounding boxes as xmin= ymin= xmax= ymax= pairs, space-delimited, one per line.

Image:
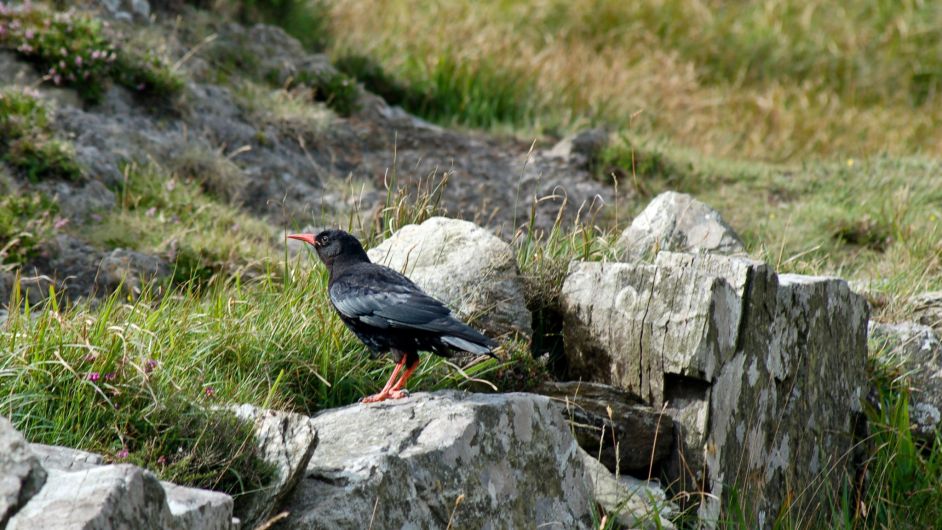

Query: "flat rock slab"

xmin=22 ymin=443 xmax=236 ymax=530
xmin=579 ymin=448 xmax=676 ymax=530
xmin=538 ymin=381 xmax=674 ymax=475
xmin=7 ymin=464 xmax=172 ymax=530
xmin=281 ymin=390 xmax=593 ymax=530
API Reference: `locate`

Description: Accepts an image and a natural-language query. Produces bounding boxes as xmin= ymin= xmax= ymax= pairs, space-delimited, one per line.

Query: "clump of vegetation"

xmin=228 ymin=0 xmax=331 ymax=51
xmin=0 ymin=3 xmax=182 ymax=103
xmin=287 ymin=69 xmax=359 ymax=116
xmin=0 ymin=88 xmax=82 ymax=181
xmin=335 ymin=50 xmax=535 ymax=129
xmin=0 ymin=191 xmax=58 ymax=266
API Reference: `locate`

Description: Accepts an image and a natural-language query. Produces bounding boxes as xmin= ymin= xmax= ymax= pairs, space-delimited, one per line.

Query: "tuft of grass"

xmin=0 ymin=192 xmax=58 ymax=266
xmin=0 ymin=3 xmax=183 ymax=103
xmin=288 ymin=68 xmax=359 ymax=116
xmin=0 ymin=88 xmax=82 ymax=181
xmin=84 ymin=162 xmax=276 ymax=285
xmin=230 ymin=0 xmax=331 ymax=52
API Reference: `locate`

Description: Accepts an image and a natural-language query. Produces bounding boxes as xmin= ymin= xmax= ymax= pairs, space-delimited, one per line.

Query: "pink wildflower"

xmin=116 ymin=448 xmax=129 ymax=459
xmin=23 ymin=29 xmax=32 ymax=39
xmin=204 ymin=386 xmax=216 ymax=397
xmin=53 ymin=217 xmax=69 ymax=230
xmin=157 ymin=455 xmax=167 ymax=465
xmin=104 ymin=372 xmax=116 ymax=381
xmin=87 ymin=372 xmax=100 ymax=382
xmin=75 ymin=55 xmax=82 ymax=66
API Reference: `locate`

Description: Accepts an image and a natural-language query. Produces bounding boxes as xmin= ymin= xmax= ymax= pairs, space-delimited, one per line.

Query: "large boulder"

xmin=8 ymin=464 xmax=172 ymax=529
xmin=0 ymin=416 xmax=46 ymax=527
xmin=869 ymin=321 xmax=942 ymax=441
xmin=280 ymin=390 xmax=594 ymax=529
xmin=229 ymin=404 xmax=319 ymax=529
xmin=617 ymin=192 xmax=745 ymax=260
xmin=367 ymin=217 xmax=532 ymax=340
xmin=538 ymin=381 xmax=674 ymax=476
xmin=16 ymin=443 xmax=236 ymax=530
xmin=560 ymin=252 xmax=869 ymax=526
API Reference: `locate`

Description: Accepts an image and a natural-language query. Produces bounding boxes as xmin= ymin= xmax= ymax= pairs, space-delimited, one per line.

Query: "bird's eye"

xmin=320 ymin=236 xmax=329 ymax=245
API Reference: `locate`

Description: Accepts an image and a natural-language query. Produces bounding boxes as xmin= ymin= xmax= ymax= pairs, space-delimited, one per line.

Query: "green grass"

xmin=0 ymin=3 xmax=182 ymax=103
xmin=0 ymin=88 xmax=82 ymax=181
xmin=0 ymin=192 xmax=58 ymax=266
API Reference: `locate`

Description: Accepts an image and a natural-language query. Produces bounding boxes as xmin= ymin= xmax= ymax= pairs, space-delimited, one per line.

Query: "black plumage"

xmin=288 ymin=229 xmax=496 ymax=402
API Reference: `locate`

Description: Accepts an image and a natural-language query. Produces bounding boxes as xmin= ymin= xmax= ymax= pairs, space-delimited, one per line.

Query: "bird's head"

xmin=288 ymin=229 xmax=369 ymax=268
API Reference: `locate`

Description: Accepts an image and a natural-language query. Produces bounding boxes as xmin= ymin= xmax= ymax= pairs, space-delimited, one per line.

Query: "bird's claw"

xmin=360 ymin=388 xmax=410 ymax=403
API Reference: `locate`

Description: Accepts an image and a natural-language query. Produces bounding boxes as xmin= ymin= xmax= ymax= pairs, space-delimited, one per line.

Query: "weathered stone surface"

xmin=911 ymin=291 xmax=942 ymax=334
xmin=547 ymin=128 xmax=610 ymax=169
xmin=229 ymin=404 xmax=318 ymax=529
xmin=617 ymin=192 xmax=745 ymax=260
xmin=870 ymin=321 xmax=942 ymax=441
xmin=97 ymin=0 xmax=151 ymax=22
xmin=281 ymin=390 xmax=593 ymax=530
xmin=29 ymin=443 xmax=104 ymax=472
xmin=560 ymin=252 xmax=869 ymax=527
xmin=163 ymin=481 xmax=236 ymax=530
xmin=561 ymin=253 xmax=759 ymax=403
xmin=579 ymin=448 xmax=676 ymax=530
xmin=538 ymin=381 xmax=674 ymax=475
xmin=367 ymin=217 xmax=532 ymax=339
xmin=25 ymin=443 xmax=237 ymax=530
xmin=0 ymin=416 xmax=46 ymax=527
xmin=8 ymin=464 xmax=172 ymax=530
xmin=96 ymin=248 xmax=170 ymax=294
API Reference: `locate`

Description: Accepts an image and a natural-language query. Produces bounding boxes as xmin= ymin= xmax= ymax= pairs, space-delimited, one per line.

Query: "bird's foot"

xmin=360 ymin=388 xmax=410 ymax=403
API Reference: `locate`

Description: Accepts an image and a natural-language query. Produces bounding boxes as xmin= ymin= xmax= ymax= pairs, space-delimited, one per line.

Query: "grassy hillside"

xmin=3 ymin=0 xmax=942 ymax=527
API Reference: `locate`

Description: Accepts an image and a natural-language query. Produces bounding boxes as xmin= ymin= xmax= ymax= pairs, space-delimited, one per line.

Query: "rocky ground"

xmin=5 ymin=1 xmax=942 ymax=529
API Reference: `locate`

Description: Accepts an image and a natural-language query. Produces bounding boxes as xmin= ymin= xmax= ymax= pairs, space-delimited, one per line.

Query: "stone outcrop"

xmin=229 ymin=404 xmax=319 ymax=529
xmin=560 ymin=251 xmax=869 ymax=526
xmin=0 ymin=416 xmax=46 ymax=528
xmin=538 ymin=381 xmax=674 ymax=476
xmin=0 ymin=424 xmax=238 ymax=529
xmin=911 ymin=291 xmax=942 ymax=335
xmin=280 ymin=390 xmax=594 ymax=530
xmin=579 ymin=448 xmax=677 ymax=530
xmin=617 ymin=192 xmax=745 ymax=260
xmin=368 ymin=217 xmax=532 ymax=339
xmin=869 ymin=321 xmax=942 ymax=441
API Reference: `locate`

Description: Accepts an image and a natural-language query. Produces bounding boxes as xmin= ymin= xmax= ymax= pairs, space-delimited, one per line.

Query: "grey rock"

xmin=8 ymin=464 xmax=171 ymax=530
xmin=560 ymin=252 xmax=869 ymax=527
xmin=281 ymin=390 xmax=594 ymax=530
xmin=163 ymin=482 xmax=235 ymax=530
xmin=29 ymin=443 xmax=105 ymax=472
xmin=37 ymin=180 xmax=115 ymax=222
xmin=0 ymin=51 xmax=42 ymax=86
xmin=26 ymin=443 xmax=238 ymax=530
xmin=368 ymin=217 xmax=532 ymax=339
xmin=911 ymin=291 xmax=942 ymax=334
xmin=229 ymin=404 xmax=318 ymax=529
xmin=97 ymin=0 xmax=151 ymax=22
xmin=96 ymin=248 xmax=170 ymax=294
xmin=0 ymin=415 xmax=47 ymax=527
xmin=538 ymin=381 xmax=674 ymax=475
xmin=869 ymin=321 xmax=942 ymax=441
xmin=617 ymin=191 xmax=746 ymax=260
xmin=579 ymin=448 xmax=676 ymax=530
xmin=548 ymin=128 xmax=610 ymax=169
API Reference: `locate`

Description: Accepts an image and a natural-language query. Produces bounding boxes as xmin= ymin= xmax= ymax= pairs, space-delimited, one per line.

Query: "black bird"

xmin=288 ymin=229 xmax=497 ymax=403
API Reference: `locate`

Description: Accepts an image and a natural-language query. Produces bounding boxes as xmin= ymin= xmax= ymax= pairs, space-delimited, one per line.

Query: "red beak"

xmin=287 ymin=233 xmax=319 ymax=247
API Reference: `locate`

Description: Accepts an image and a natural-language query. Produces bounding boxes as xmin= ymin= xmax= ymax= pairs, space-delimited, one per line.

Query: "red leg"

xmin=361 ymin=356 xmax=406 ymax=403
xmin=386 ymin=357 xmax=420 ymax=399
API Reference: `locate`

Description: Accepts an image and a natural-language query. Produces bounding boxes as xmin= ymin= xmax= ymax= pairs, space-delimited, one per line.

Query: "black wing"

xmin=329 ymin=264 xmax=495 ymax=355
